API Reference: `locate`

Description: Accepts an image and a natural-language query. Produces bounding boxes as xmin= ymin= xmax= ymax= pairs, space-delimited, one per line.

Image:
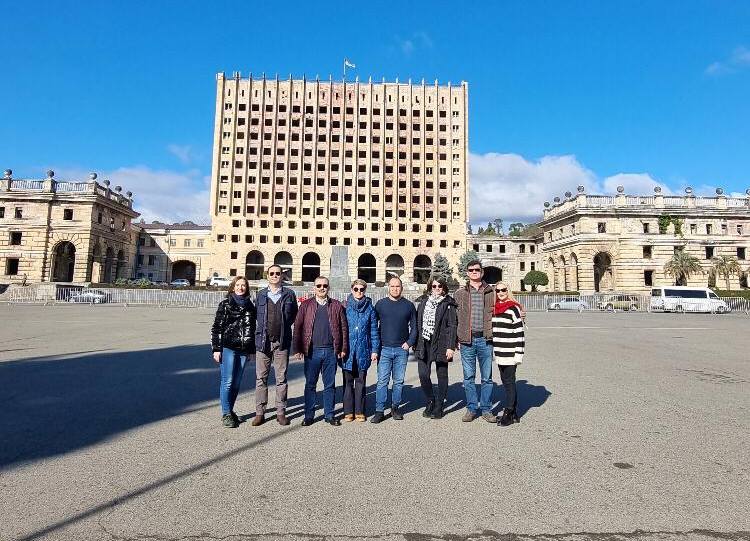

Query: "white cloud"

xmin=705 ymin=46 xmax=750 ymax=76
xmin=469 ymin=153 xmax=675 ymax=227
xmin=395 ymin=32 xmax=433 ymax=57
xmin=166 ymin=144 xmax=196 ymax=165
xmin=49 ymin=165 xmax=210 ymax=225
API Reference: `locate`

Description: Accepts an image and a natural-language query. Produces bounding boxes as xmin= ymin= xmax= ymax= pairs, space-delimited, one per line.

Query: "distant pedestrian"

xmin=454 ymin=260 xmax=497 ymax=423
xmin=371 ymin=276 xmax=417 ymax=423
xmin=414 ymin=276 xmax=458 ymax=419
xmin=253 ymin=264 xmax=298 ymax=426
xmin=341 ymin=279 xmax=380 ymax=422
xmin=491 ymin=281 xmax=525 ymax=426
xmin=211 ymin=276 xmax=256 ymax=428
xmin=292 ymin=276 xmax=348 ymax=426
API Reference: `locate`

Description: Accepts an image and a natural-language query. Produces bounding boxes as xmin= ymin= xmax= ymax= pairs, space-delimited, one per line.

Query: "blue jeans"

xmin=219 ymin=347 xmax=249 ymax=415
xmin=375 ymin=346 xmax=409 ymax=412
xmin=460 ymin=337 xmax=494 ymax=414
xmin=304 ymin=347 xmax=337 ymax=420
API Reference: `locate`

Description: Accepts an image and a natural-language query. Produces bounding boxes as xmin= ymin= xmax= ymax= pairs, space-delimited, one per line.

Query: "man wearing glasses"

xmin=371 ymin=276 xmax=417 ymax=423
xmin=454 ymin=260 xmax=497 ymax=423
xmin=292 ymin=276 xmax=348 ymax=426
xmin=254 ymin=264 xmax=298 ymax=426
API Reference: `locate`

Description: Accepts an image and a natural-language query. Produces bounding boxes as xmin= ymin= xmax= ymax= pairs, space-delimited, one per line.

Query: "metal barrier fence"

xmin=2 ymin=284 xmax=748 ymax=314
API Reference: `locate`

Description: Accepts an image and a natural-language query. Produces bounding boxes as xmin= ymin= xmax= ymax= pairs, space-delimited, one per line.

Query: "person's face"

xmin=430 ymin=281 xmax=444 ymax=295
xmin=495 ymin=284 xmax=509 ymax=301
xmin=388 ymin=279 xmax=402 ymax=298
xmin=351 ymin=283 xmax=366 ymax=300
xmin=314 ymin=280 xmax=329 ymax=298
xmin=467 ymin=265 xmax=483 ymax=281
xmin=233 ymin=279 xmax=248 ymax=296
xmin=267 ymin=267 xmax=282 ymax=285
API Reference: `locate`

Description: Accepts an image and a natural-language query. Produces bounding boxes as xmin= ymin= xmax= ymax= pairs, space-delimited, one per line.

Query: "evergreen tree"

xmin=484 ymin=222 xmax=496 ymax=235
xmin=523 ymin=270 xmax=549 ymax=292
xmin=457 ymin=250 xmax=480 ymax=281
xmin=431 ymin=253 xmax=454 ymax=282
xmin=509 ymin=222 xmax=524 ymax=237
xmin=492 ymin=218 xmax=504 ymax=236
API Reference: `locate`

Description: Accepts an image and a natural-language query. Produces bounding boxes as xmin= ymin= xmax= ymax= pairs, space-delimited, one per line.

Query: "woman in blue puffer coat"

xmin=341 ymin=279 xmax=381 ymax=422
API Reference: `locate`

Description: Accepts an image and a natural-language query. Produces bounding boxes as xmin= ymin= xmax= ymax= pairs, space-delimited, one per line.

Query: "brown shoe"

xmin=462 ymin=410 xmax=478 ymax=422
xmin=482 ymin=412 xmax=498 ymax=423
xmin=355 ymin=414 xmax=366 ymax=422
xmin=343 ymin=414 xmax=355 ymax=422
xmin=251 ymin=414 xmax=265 ymax=426
xmin=276 ymin=413 xmax=290 ymax=426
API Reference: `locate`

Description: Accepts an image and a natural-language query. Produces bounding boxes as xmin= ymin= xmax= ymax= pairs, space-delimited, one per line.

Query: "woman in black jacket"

xmin=414 ymin=276 xmax=458 ymax=419
xmin=211 ymin=276 xmax=257 ymax=428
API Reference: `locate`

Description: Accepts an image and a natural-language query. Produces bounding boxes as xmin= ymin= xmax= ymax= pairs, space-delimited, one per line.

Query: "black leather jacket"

xmin=211 ymin=296 xmax=257 ymax=354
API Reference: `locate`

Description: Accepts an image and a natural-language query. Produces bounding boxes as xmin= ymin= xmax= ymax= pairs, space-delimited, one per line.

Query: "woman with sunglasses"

xmin=491 ymin=282 xmax=524 ymax=426
xmin=341 ymin=279 xmax=380 ymax=422
xmin=414 ymin=276 xmax=458 ymax=419
xmin=211 ymin=276 xmax=257 ymax=428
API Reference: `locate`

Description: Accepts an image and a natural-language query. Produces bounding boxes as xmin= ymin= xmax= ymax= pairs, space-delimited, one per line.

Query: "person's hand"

xmin=371 ymin=353 xmax=378 ymax=363
xmin=521 ymin=309 xmax=527 ymax=321
xmin=401 ymin=342 xmax=410 ymax=351
xmin=446 ymin=349 xmax=454 ymax=360
xmin=338 ymin=352 xmax=346 ymax=359
xmin=457 ymin=343 xmax=461 ymax=351
xmin=293 ymin=353 xmax=303 ymax=361
xmin=212 ymin=351 xmax=221 ymax=364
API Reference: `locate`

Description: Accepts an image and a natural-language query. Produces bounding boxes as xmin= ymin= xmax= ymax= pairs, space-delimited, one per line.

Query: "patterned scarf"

xmin=422 ymin=294 xmax=445 ymax=340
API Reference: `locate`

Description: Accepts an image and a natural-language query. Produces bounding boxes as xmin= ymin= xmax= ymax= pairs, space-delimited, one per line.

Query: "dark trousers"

xmin=342 ymin=363 xmax=367 ymax=415
xmin=304 ymin=347 xmax=337 ymax=421
xmin=417 ymin=342 xmax=449 ymax=405
xmin=499 ymin=364 xmax=518 ymax=411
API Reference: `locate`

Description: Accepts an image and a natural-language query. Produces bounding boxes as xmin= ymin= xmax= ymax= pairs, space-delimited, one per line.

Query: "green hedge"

xmin=711 ymin=289 xmax=750 ymax=300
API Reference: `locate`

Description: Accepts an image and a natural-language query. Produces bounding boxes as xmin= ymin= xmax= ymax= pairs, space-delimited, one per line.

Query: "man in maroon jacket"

xmin=292 ymin=276 xmax=348 ymax=426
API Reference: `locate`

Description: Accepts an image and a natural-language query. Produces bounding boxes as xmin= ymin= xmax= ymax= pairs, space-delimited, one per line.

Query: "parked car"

xmin=68 ymin=289 xmax=111 ymax=304
xmin=170 ymin=279 xmax=191 ymax=287
xmin=548 ymin=296 xmax=589 ymax=311
xmin=598 ymin=294 xmax=641 ymax=311
xmin=650 ymin=286 xmax=730 ymax=313
xmin=208 ymin=275 xmax=232 ymax=287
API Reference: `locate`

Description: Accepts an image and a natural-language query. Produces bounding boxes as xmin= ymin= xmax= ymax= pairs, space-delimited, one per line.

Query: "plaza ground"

xmin=1 ymin=305 xmax=748 ymax=541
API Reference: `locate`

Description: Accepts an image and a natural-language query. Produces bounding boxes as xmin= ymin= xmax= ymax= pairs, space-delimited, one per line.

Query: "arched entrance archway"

xmin=593 ymin=252 xmax=613 ymax=292
xmin=245 ymin=251 xmax=265 ymax=280
xmin=483 ymin=265 xmax=502 ymax=284
xmin=274 ymin=251 xmax=293 ymax=282
xmin=385 ymin=254 xmax=405 ymax=281
xmin=172 ymin=260 xmax=197 ymax=284
xmin=52 ymin=242 xmax=76 ymax=282
xmin=302 ymin=252 xmax=320 ymax=282
xmin=103 ymin=247 xmax=115 ymax=283
xmin=413 ymin=255 xmax=432 ymax=284
xmin=358 ymin=253 xmax=377 ymax=283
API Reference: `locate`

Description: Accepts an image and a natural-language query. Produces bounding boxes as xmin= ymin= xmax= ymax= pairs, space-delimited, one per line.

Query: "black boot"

xmin=498 ymin=408 xmax=516 ymax=427
xmin=430 ymin=400 xmax=444 ymax=419
xmin=422 ymin=399 xmax=435 ymax=418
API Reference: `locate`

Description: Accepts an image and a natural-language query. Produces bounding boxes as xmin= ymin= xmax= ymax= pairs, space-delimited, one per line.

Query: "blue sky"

xmin=2 ymin=1 xmax=749 ymax=225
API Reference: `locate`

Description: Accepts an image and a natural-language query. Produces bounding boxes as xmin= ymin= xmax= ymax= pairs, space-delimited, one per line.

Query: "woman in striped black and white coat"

xmin=491 ymin=282 xmax=524 ymax=426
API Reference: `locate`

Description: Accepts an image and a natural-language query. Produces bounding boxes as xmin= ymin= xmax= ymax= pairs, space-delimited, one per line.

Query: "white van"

xmin=649 ymin=286 xmax=730 ymax=313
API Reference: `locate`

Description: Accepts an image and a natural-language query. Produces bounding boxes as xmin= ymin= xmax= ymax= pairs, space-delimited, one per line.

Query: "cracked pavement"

xmin=1 ymin=305 xmax=748 ymax=541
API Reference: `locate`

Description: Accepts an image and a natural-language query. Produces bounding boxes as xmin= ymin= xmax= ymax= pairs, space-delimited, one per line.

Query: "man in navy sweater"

xmin=372 ymin=276 xmax=417 ymax=423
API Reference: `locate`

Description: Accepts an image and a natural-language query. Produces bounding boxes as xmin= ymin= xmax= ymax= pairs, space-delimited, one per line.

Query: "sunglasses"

xmin=496 ymin=288 xmax=508 ymax=293
xmin=467 ymin=268 xmax=482 ymax=273
xmin=352 ymin=287 xmax=366 ymax=292
xmin=431 ymin=284 xmax=443 ymax=289
xmin=268 ymin=271 xmax=281 ymax=277
xmin=315 ymin=284 xmax=329 ymax=289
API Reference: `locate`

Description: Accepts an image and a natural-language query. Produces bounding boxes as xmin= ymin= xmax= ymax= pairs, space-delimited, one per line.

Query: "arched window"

xmin=357 ymin=253 xmax=377 ymax=283
xmin=274 ymin=251 xmax=293 ymax=281
xmin=385 ymin=254 xmax=405 ymax=280
xmin=413 ymin=255 xmax=432 ymax=284
xmin=301 ymin=252 xmax=321 ymax=282
xmin=245 ymin=250 xmax=265 ymax=280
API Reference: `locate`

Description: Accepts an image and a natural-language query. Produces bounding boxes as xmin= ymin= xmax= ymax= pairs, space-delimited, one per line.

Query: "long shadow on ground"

xmin=0 ymin=346 xmax=306 ymax=469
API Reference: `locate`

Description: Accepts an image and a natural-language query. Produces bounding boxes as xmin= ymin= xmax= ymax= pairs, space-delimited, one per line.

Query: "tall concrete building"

xmin=207 ymin=72 xmax=469 ymax=284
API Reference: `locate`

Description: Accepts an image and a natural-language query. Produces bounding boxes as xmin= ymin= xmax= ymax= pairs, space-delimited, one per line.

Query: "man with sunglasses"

xmin=292 ymin=276 xmax=348 ymax=426
xmin=454 ymin=260 xmax=497 ymax=423
xmin=254 ymin=264 xmax=298 ymax=426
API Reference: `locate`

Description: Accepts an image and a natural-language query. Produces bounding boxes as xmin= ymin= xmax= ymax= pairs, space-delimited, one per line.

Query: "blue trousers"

xmin=304 ymin=347 xmax=337 ymax=420
xmin=375 ymin=346 xmax=409 ymax=412
xmin=460 ymin=337 xmax=494 ymax=414
xmin=219 ymin=347 xmax=249 ymax=415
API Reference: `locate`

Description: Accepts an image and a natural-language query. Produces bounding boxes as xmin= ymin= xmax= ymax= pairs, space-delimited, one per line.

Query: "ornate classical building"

xmin=207 ymin=72 xmax=469 ymax=284
xmin=467 ymin=234 xmax=543 ymax=291
xmin=538 ymin=186 xmax=750 ymax=293
xmin=0 ymin=169 xmax=138 ymax=284
xmin=132 ymin=221 xmax=211 ymax=284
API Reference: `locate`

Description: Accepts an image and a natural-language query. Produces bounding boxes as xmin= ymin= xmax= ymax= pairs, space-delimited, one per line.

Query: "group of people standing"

xmin=210 ymin=260 xmax=525 ymax=428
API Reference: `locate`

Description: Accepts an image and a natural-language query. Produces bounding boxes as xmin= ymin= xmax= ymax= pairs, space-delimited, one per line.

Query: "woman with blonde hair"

xmin=211 ymin=276 xmax=257 ymax=428
xmin=491 ymin=281 xmax=524 ymax=426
